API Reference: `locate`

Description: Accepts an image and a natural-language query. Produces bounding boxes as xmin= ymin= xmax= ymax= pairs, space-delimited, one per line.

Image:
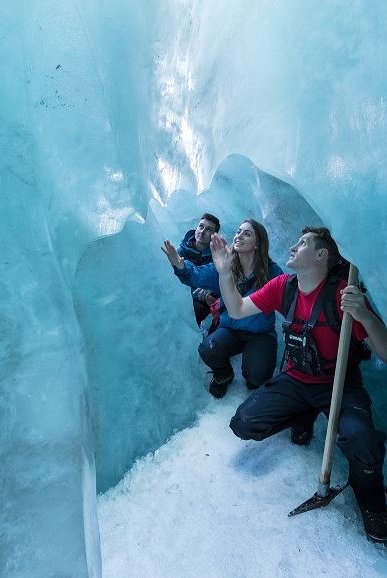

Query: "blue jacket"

xmin=174 ymin=260 xmax=283 ymax=334
xmin=177 ymin=230 xmax=213 ymax=266
xmin=177 ymin=230 xmax=218 ymax=301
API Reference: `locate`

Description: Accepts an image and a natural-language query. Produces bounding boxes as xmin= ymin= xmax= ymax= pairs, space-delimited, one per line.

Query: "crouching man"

xmin=211 ymin=226 xmax=387 ymax=543
xmin=177 ymin=213 xmax=221 ymax=327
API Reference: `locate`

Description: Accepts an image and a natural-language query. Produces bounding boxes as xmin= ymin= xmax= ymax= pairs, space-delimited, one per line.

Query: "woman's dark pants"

xmin=198 ymin=327 xmax=277 ymax=388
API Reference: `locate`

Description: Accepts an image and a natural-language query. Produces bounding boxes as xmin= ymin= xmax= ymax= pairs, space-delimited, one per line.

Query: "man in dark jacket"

xmin=177 ymin=213 xmax=220 ymax=326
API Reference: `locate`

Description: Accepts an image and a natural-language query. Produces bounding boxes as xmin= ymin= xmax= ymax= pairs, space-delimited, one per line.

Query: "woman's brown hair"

xmin=231 ymin=219 xmax=271 ymax=291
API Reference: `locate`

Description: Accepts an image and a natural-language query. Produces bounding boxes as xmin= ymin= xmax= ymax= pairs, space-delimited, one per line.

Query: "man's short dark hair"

xmin=200 ymin=213 xmax=220 ymax=232
xmin=302 ymin=226 xmax=342 ymax=271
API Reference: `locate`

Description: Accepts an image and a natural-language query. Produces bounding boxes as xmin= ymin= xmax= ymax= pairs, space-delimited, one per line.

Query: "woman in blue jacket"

xmin=162 ymin=219 xmax=282 ymax=398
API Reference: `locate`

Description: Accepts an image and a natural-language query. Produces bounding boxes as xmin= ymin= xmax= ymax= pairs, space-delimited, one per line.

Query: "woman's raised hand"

xmin=210 ymin=233 xmax=233 ymax=275
xmin=161 ymin=240 xmax=185 ymax=269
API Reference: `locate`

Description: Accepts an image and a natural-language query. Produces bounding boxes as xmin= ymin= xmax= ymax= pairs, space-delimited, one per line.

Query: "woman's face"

xmin=233 ymin=222 xmax=256 ymax=254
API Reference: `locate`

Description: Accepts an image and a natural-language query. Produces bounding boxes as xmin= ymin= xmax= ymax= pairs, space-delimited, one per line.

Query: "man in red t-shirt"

xmin=211 ymin=226 xmax=387 ymax=543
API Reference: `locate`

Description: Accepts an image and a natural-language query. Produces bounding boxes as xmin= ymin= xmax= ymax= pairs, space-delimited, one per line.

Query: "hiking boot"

xmin=291 ymin=423 xmax=314 ymax=446
xmin=350 ymin=462 xmax=387 ymax=543
xmin=208 ymin=372 xmax=234 ymax=399
xmin=360 ymin=509 xmax=387 ymax=543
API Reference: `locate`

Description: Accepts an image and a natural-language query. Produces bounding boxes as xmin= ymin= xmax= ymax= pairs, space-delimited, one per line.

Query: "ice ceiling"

xmin=1 ymin=1 xmax=387 ymax=576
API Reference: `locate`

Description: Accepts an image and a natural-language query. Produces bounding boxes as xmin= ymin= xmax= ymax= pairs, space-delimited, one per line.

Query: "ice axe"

xmin=288 ymin=263 xmax=358 ymax=517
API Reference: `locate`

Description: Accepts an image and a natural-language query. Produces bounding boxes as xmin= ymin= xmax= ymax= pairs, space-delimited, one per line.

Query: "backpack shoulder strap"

xmin=281 ymin=274 xmax=338 ymax=332
xmin=281 ymin=274 xmax=298 ymax=318
xmin=322 ymin=275 xmax=342 ymax=334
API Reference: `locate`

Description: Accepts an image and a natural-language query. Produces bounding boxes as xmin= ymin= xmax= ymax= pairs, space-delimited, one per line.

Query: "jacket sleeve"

xmin=174 ymin=261 xmax=220 ymax=294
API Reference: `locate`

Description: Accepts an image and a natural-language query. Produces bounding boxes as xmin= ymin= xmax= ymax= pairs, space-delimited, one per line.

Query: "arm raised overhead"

xmin=210 ymin=233 xmax=262 ymax=319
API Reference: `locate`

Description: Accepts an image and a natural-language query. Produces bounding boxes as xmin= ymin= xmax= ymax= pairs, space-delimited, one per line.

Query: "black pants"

xmin=198 ymin=327 xmax=277 ymax=388
xmin=230 ymin=373 xmax=386 ymax=511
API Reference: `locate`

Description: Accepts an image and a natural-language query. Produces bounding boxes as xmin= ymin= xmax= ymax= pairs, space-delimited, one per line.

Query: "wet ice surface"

xmin=98 ymin=381 xmax=387 ymax=578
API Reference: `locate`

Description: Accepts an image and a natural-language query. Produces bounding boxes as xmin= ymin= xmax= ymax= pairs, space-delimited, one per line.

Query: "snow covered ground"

xmin=98 ymin=378 xmax=387 ymax=578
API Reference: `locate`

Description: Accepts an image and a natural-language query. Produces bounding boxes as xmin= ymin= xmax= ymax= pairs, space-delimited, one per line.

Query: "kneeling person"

xmin=177 ymin=213 xmax=220 ymax=327
xmin=211 ymin=226 xmax=387 ymax=543
xmin=163 ymin=220 xmax=282 ymax=398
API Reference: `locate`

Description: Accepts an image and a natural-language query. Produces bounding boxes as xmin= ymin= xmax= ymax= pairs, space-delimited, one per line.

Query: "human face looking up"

xmin=194 ymin=218 xmax=217 ymax=251
xmin=287 ymin=232 xmax=320 ymax=270
xmin=233 ymin=222 xmax=256 ymax=254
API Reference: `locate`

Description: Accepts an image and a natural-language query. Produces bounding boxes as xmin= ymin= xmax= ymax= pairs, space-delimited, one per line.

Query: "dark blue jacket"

xmin=174 ymin=260 xmax=283 ymax=334
xmin=177 ymin=230 xmax=213 ymax=266
xmin=177 ymin=230 xmax=218 ymax=301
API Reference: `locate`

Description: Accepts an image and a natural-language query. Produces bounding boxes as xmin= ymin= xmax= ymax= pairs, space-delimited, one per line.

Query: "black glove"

xmin=192 ymin=288 xmax=216 ymax=306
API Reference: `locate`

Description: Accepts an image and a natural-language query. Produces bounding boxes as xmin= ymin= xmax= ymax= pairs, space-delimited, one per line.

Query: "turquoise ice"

xmin=1 ymin=1 xmax=387 ymax=576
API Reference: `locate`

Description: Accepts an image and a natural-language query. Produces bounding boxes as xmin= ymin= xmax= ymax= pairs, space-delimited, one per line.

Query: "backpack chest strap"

xmin=283 ymin=279 xmax=333 ymax=333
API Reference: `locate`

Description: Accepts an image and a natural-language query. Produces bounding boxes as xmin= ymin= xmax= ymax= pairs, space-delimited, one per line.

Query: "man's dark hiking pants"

xmin=230 ymin=373 xmax=386 ymax=511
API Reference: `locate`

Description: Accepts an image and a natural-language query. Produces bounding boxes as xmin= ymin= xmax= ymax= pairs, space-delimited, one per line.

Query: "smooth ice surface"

xmin=2 ymin=0 xmax=387 ymax=576
xmin=99 ymin=367 xmax=387 ymax=578
xmin=153 ymin=0 xmax=387 ymax=317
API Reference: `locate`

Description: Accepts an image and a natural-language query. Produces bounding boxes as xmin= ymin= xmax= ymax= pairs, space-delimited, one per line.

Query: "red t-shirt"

xmin=249 ymin=274 xmax=368 ymax=384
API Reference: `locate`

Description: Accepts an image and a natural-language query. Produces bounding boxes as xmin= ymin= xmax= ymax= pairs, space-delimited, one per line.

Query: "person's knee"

xmin=242 ymin=351 xmax=276 ymax=388
xmin=198 ymin=339 xmax=208 ymax=359
xmin=229 ymin=410 xmax=269 ymax=441
xmin=198 ymin=338 xmax=213 ymax=363
xmin=242 ymin=365 xmax=275 ymax=389
xmin=198 ymin=334 xmax=227 ymax=365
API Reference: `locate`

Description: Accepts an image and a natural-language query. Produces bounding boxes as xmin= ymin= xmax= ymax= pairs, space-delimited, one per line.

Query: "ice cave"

xmin=2 ymin=1 xmax=387 ymax=577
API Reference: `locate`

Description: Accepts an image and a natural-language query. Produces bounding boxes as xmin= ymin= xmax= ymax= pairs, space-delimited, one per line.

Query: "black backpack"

xmin=280 ymin=261 xmax=371 ymax=374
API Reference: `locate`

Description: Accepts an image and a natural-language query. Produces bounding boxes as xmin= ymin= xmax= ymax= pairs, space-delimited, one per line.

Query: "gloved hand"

xmin=192 ymin=288 xmax=217 ymax=306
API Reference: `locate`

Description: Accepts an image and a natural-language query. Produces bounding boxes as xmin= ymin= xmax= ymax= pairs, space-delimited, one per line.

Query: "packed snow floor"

xmin=98 ymin=383 xmax=387 ymax=578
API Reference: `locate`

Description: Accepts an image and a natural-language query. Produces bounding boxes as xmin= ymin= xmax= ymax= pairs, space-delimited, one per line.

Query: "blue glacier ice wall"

xmin=75 ymin=153 xmax=323 ymax=493
xmin=0 ymin=2 xmax=106 ymax=577
xmin=2 ymin=0 xmax=387 ymax=576
xmin=170 ymin=0 xmax=387 ymax=312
